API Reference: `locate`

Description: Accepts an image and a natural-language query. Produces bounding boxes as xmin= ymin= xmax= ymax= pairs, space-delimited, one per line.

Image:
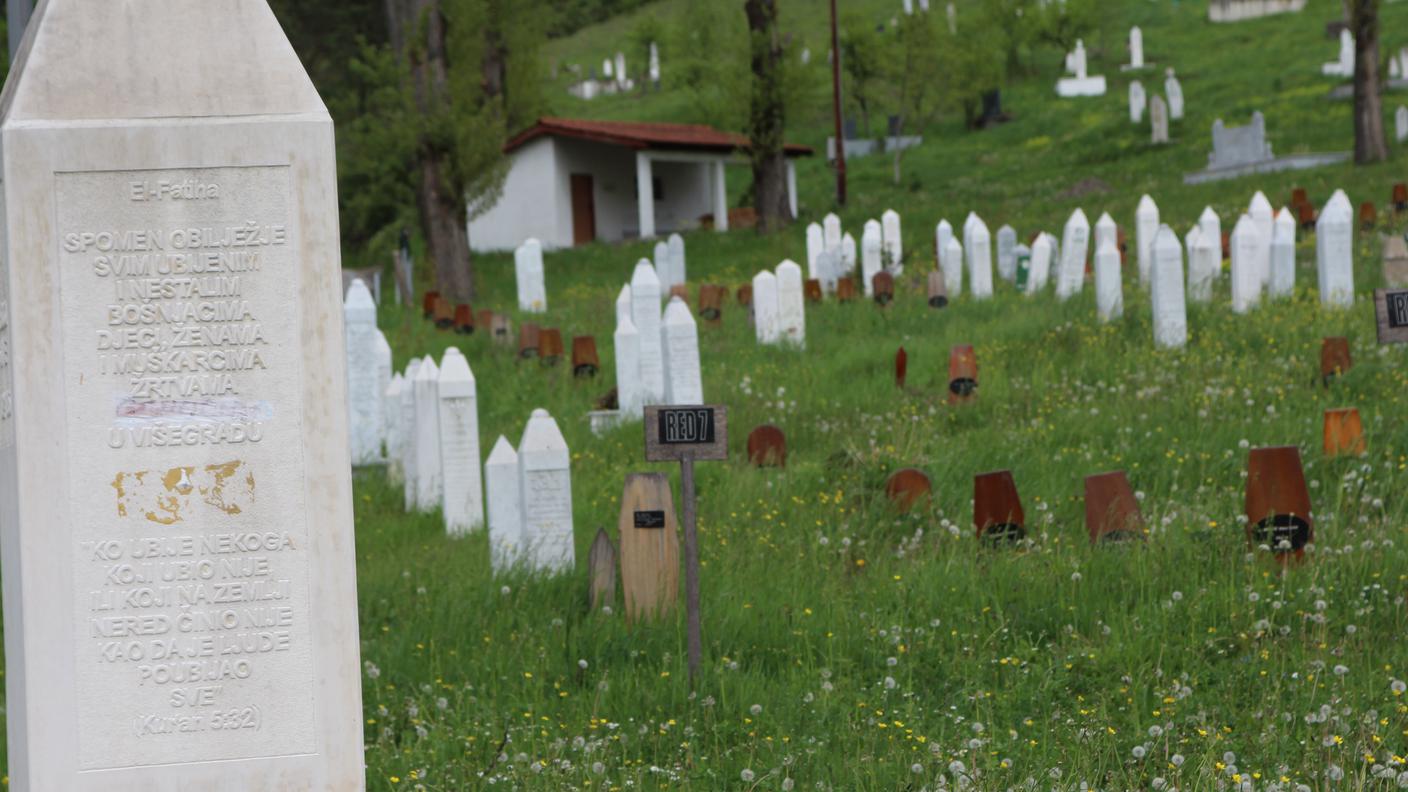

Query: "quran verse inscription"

xmin=59 ymin=167 xmax=315 ymax=771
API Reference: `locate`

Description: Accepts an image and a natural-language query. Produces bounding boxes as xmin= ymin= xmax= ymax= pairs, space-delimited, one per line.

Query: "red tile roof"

xmin=504 ymin=117 xmax=813 ymax=157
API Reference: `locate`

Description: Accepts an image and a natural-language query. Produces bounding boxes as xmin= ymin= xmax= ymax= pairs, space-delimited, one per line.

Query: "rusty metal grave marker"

xmin=975 ymin=470 xmax=1026 ymax=547
xmin=1245 ymin=445 xmax=1314 ymax=562
xmin=746 ymin=424 xmax=786 ymax=467
xmin=1084 ymin=471 xmax=1146 ymax=544
xmin=1323 ymin=408 xmax=1366 ymax=457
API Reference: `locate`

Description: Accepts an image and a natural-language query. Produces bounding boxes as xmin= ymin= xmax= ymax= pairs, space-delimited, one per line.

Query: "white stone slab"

xmin=1269 ymin=207 xmax=1296 ymax=299
xmin=1187 ymin=226 xmax=1220 ymax=303
xmin=344 ymin=278 xmax=382 ymax=465
xmin=862 ymin=220 xmax=883 ymax=297
xmin=1316 ymin=189 xmax=1354 ymax=308
xmin=1165 ymin=69 xmax=1184 ymax=120
xmin=1249 ymin=191 xmax=1274 ymax=287
xmin=385 ymin=373 xmax=406 ymax=484
xmin=654 ymin=241 xmax=674 ymax=291
xmin=375 ymin=329 xmax=392 ymax=459
xmin=841 ymin=232 xmax=857 ymax=275
xmin=944 ymin=238 xmax=965 ymax=297
xmin=1056 ymin=76 xmax=1107 ymax=97
xmin=823 ymin=213 xmax=842 ymax=252
xmin=1151 ymin=226 xmax=1188 ymax=349
xmin=402 ymin=358 xmax=421 ymax=511
xmin=935 ymin=219 xmax=954 ymax=284
xmin=1397 ymin=105 xmax=1408 ymax=143
xmin=516 ymin=237 xmax=547 ymax=313
xmin=1028 ymin=233 xmax=1054 ymax=294
xmin=0 ymin=1 xmax=364 ymax=785
xmin=1150 ymin=95 xmax=1169 ymax=144
xmin=667 ymin=233 xmax=687 ymax=289
xmin=1135 ymin=195 xmax=1160 ymax=288
xmin=753 ymin=270 xmax=781 ymax=344
xmin=414 ymin=355 xmax=442 ymax=511
xmin=630 ymin=260 xmax=666 ymax=404
xmin=1094 ymin=239 xmax=1123 ymax=322
xmin=967 ymin=217 xmax=994 ymax=300
xmin=1094 ymin=212 xmax=1117 ymax=258
xmin=1129 ymin=81 xmax=1146 ymax=123
xmin=661 ymin=297 xmax=703 ymax=404
xmin=882 ymin=209 xmax=903 ymax=272
xmin=485 ymin=436 xmax=522 ymax=571
xmin=1230 ymin=214 xmax=1263 ymax=314
xmin=518 ymin=409 xmax=574 ymax=572
xmin=996 ymin=225 xmax=1017 ymax=282
xmin=805 ymin=223 xmax=824 ymax=281
xmin=1056 ymin=208 xmax=1090 ymax=301
xmin=438 ymin=349 xmax=483 ymax=536
xmin=1198 ymin=206 xmax=1222 ymax=257
xmin=614 ymin=312 xmax=642 ymax=418
xmin=776 ymin=260 xmax=806 ymax=348
xmin=1127 ymin=27 xmax=1145 ymax=69
xmin=616 ymin=283 xmax=633 ymax=325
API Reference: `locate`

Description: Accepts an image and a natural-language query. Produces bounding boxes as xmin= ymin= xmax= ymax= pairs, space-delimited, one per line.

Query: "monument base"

xmin=1056 ymin=76 xmax=1108 ymax=97
xmin=1183 ymin=152 xmax=1351 ymax=185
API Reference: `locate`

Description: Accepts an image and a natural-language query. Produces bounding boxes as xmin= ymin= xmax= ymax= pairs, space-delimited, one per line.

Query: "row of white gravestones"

xmin=345 ymin=278 xmax=387 ymax=464
xmin=1316 ymin=189 xmax=1354 ymax=308
xmin=1056 ymin=208 xmax=1091 ymax=301
xmin=388 ymin=349 xmax=484 ymax=534
xmin=862 ymin=220 xmax=883 ymax=296
xmin=965 ymin=214 xmax=994 ymax=300
xmin=485 ymin=409 xmax=575 ymax=573
xmin=654 ymin=233 xmax=687 ymax=293
xmin=1229 ymin=204 xmax=1301 ymax=313
xmin=882 ymin=209 xmax=903 ymax=273
xmin=516 ymin=238 xmax=547 ymax=312
xmin=615 ymin=264 xmax=705 ymax=417
xmin=753 ymin=261 xmax=806 ymax=346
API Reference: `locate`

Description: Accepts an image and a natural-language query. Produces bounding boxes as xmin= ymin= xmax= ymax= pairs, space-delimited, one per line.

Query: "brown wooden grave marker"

xmin=1084 ymin=471 xmax=1145 ymax=543
xmin=669 ymin=284 xmax=689 ymax=302
xmin=885 ymin=468 xmax=932 ymax=513
xmin=422 ymin=290 xmax=440 ymax=319
xmin=746 ymin=424 xmax=786 ymax=467
xmin=975 ymin=470 xmax=1026 ymax=546
xmin=432 ymin=296 xmax=454 ymax=329
xmin=837 ymin=277 xmax=857 ymax=302
xmin=1393 ymin=183 xmax=1407 ymax=212
xmin=737 ymin=284 xmax=753 ymax=306
xmin=1323 ymin=407 xmax=1366 ymax=457
xmin=618 ymin=474 xmax=681 ymax=624
xmin=804 ymin=278 xmax=823 ymax=303
xmin=699 ymin=285 xmax=723 ymax=322
xmin=1246 ymin=445 xmax=1313 ymax=561
xmin=491 ymin=314 xmax=512 ymax=346
xmin=588 ymin=528 xmax=617 ymax=611
xmin=1359 ymin=202 xmax=1377 ymax=231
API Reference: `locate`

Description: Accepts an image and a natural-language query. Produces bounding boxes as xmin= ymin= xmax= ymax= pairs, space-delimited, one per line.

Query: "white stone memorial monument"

xmin=1056 ymin=208 xmax=1090 ymax=300
xmin=1186 ymin=226 xmax=1220 ymax=304
xmin=967 ymin=216 xmax=994 ymax=300
xmin=631 ymin=260 xmax=666 ymax=403
xmin=1230 ymin=214 xmax=1263 ymax=314
xmin=1028 ymin=233 xmax=1054 ymax=295
xmin=862 ymin=220 xmax=883 ymax=297
xmin=1151 ymin=227 xmax=1188 ymax=349
xmin=614 ymin=312 xmax=642 ymax=417
xmin=345 ymin=279 xmax=383 ymax=465
xmin=516 ymin=237 xmax=546 ymax=313
xmin=882 ymin=209 xmax=903 ymax=272
xmin=752 ymin=270 xmax=781 ymax=345
xmin=1094 ymin=240 xmax=1123 ymax=322
xmin=1129 ymin=81 xmax=1147 ymax=123
xmin=519 ymin=410 xmax=574 ymax=572
xmin=661 ymin=298 xmax=703 ymax=404
xmin=806 ymin=222 xmax=824 ymax=281
xmin=996 ymin=224 xmax=1017 ymax=282
xmin=1316 ymin=189 xmax=1354 ymax=308
xmin=438 ymin=348 xmax=483 ymax=536
xmin=1249 ymin=191 xmax=1274 ymax=286
xmin=413 ymin=355 xmax=442 ymax=511
xmin=1269 ymin=207 xmax=1296 ymax=299
xmin=402 ymin=358 xmax=421 ymax=510
xmin=667 ymin=233 xmax=687 ymax=290
xmin=1135 ymin=195 xmax=1160 ymax=287
xmin=776 ymin=260 xmax=806 ymax=347
xmin=485 ymin=436 xmax=522 ymax=571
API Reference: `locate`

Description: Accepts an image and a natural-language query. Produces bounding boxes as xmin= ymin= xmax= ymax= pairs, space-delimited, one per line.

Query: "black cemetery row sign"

xmin=645 ymin=405 xmax=728 ymax=462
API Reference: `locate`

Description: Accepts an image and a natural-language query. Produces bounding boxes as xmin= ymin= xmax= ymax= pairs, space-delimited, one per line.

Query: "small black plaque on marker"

xmin=633 ymin=510 xmax=666 ymax=529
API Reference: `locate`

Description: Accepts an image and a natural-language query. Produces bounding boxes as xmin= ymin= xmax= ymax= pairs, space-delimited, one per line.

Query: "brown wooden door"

xmin=570 ymin=173 xmax=596 ymax=246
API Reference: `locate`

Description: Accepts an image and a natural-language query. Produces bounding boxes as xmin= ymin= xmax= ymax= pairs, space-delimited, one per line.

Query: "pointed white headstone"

xmin=486 ymin=436 xmax=522 ymax=571
xmin=344 ymin=279 xmax=382 ymax=465
xmin=414 ymin=355 xmax=442 ymax=511
xmin=631 ymin=260 xmax=666 ymax=404
xmin=438 ymin=348 xmax=483 ymax=536
xmin=1164 ymin=69 xmax=1184 ymax=120
xmin=1094 ymin=239 xmax=1123 ymax=322
xmin=1269 ymin=207 xmax=1296 ymax=299
xmin=385 ymin=373 xmax=406 ymax=483
xmin=614 ymin=311 xmax=642 ymax=417
xmin=1397 ymin=105 xmax=1408 ymax=143
xmin=402 ymin=358 xmax=421 ymax=511
xmin=615 ymin=51 xmax=627 ymax=85
xmin=944 ymin=238 xmax=965 ymax=297
xmin=1129 ymin=81 xmax=1146 ymax=123
xmin=967 ymin=217 xmax=994 ymax=300
xmin=776 ymin=260 xmax=806 ymax=348
xmin=753 ymin=270 xmax=781 ymax=344
xmin=1136 ymin=195 xmax=1160 ymax=288
xmin=841 ymin=232 xmax=857 ymax=275
xmin=1186 ymin=226 xmax=1220 ymax=304
xmin=1249 ymin=191 xmax=1274 ymax=287
xmin=882 ymin=209 xmax=903 ymax=272
xmin=519 ymin=409 xmax=574 ymax=572
xmin=616 ymin=283 xmax=633 ymax=325
xmin=654 ymin=240 xmax=674 ymax=291
xmin=1056 ymin=208 xmax=1091 ymax=300
xmin=862 ymin=220 xmax=883 ymax=297
xmin=375 ymin=329 xmax=392 ymax=456
xmin=996 ymin=225 xmax=1018 ymax=282
xmin=1028 ymin=233 xmax=1054 ymax=294
xmin=661 ymin=297 xmax=703 ymax=404
xmin=1128 ymin=26 xmax=1144 ymax=69
xmin=1197 ymin=206 xmax=1222 ymax=260
xmin=649 ymin=42 xmax=661 ymax=83
xmin=1151 ymin=226 xmax=1188 ymax=349
xmin=516 ymin=237 xmax=547 ymax=312
xmin=823 ymin=213 xmax=842 ymax=252
xmin=817 ymin=248 xmax=841 ymax=293
xmin=1316 ymin=190 xmax=1354 ymax=308
xmin=1094 ymin=212 xmax=1117 ymax=259
xmin=668 ymin=233 xmax=687 ymax=288
xmin=805 ymin=222 xmax=824 ymax=281
xmin=1230 ymin=214 xmax=1263 ymax=314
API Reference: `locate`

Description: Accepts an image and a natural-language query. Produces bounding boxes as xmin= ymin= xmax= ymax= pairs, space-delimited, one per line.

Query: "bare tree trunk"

xmin=1351 ymin=0 xmax=1388 ymax=165
xmin=386 ymin=0 xmax=477 ymax=301
xmin=744 ymin=0 xmax=792 ymax=233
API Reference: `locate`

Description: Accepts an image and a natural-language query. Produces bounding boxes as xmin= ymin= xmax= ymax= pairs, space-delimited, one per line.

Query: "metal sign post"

xmin=645 ymin=405 xmax=727 ymax=685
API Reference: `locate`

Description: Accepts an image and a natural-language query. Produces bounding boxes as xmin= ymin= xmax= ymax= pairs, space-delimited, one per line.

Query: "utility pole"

xmin=829 ymin=0 xmax=846 ymax=207
xmin=8 ymin=0 xmax=32 ymax=63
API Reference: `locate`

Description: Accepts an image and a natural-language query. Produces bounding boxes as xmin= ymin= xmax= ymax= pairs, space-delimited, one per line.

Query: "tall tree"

xmin=1350 ymin=0 xmax=1388 ymax=164
xmin=744 ymin=0 xmax=792 ymax=233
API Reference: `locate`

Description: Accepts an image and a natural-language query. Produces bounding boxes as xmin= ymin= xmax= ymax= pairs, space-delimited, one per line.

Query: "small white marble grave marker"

xmin=1126 ymin=26 xmax=1144 ymax=70
xmin=375 ymin=329 xmax=392 ymax=455
xmin=842 ymin=232 xmax=857 ymax=274
xmin=344 ymin=278 xmax=382 ymax=465
xmin=661 ymin=297 xmax=703 ymax=404
xmin=1129 ymin=81 xmax=1146 ymax=123
xmin=654 ymin=240 xmax=674 ymax=291
xmin=823 ymin=212 xmax=842 ymax=252
xmin=776 ymin=260 xmax=806 ymax=347
xmin=1136 ymin=195 xmax=1160 ymax=287
xmin=1316 ymin=189 xmax=1354 ymax=308
xmin=385 ymin=373 xmax=406 ymax=482
xmin=1151 ymin=226 xmax=1188 ymax=349
xmin=1269 ymin=207 xmax=1296 ymax=299
xmin=1230 ymin=214 xmax=1263 ymax=314
xmin=668 ymin=233 xmax=687 ymax=289
xmin=1186 ymin=226 xmax=1220 ymax=303
xmin=615 ymin=311 xmax=643 ymax=417
xmin=1095 ymin=212 xmax=1117 ymax=257
xmin=806 ymin=222 xmax=824 ymax=280
xmin=882 ymin=209 xmax=903 ymax=272
xmin=486 ymin=436 xmax=522 ymax=571
xmin=1150 ymin=95 xmax=1169 ymax=144
xmin=402 ymin=357 xmax=422 ymax=511
xmin=1249 ymin=191 xmax=1274 ymax=287
xmin=1397 ymin=106 xmax=1407 ymax=143
xmin=967 ymin=216 xmax=994 ymax=300
xmin=519 ymin=409 xmax=575 ymax=572
xmin=631 ymin=260 xmax=666 ymax=404
xmin=753 ymin=270 xmax=781 ymax=344
xmin=997 ymin=224 xmax=1017 ymax=282
xmin=1057 ymin=208 xmax=1090 ymax=301
xmin=616 ymin=283 xmax=633 ymax=325
xmin=1028 ymin=233 xmax=1054 ymax=294
xmin=936 ymin=219 xmax=955 ymax=281
xmin=1165 ymin=69 xmax=1184 ymax=120
xmin=1198 ymin=206 xmax=1222 ymax=256
xmin=862 ymin=220 xmax=884 ymax=297
xmin=414 ymin=354 xmax=442 ymax=511
xmin=1095 ymin=239 xmax=1123 ymax=322
xmin=945 ymin=237 xmax=965 ymax=297
xmin=438 ymin=348 xmax=483 ymax=536
xmin=516 ymin=237 xmax=547 ymax=312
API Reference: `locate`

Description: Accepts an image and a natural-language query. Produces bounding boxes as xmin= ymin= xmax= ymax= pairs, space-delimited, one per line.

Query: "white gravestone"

xmin=805 ymin=223 xmax=824 ymax=281
xmin=1094 ymin=212 xmax=1117 ymax=257
xmin=841 ymin=232 xmax=857 ymax=275
xmin=1186 ymin=226 xmax=1220 ymax=303
xmin=630 ymin=260 xmax=666 ymax=404
xmin=817 ymin=248 xmax=842 ymax=294
xmin=485 ymin=436 xmax=522 ymax=571
xmin=1094 ymin=239 xmax=1124 ymax=322
xmin=344 ymin=279 xmax=382 ymax=465
xmin=1197 ymin=206 xmax=1222 ymax=259
xmin=516 ymin=237 xmax=546 ymax=313
xmin=402 ymin=358 xmax=421 ymax=511
xmin=1269 ymin=207 xmax=1296 ymax=299
xmin=1322 ymin=29 xmax=1353 ymax=77
xmin=1249 ymin=191 xmax=1274 ymax=287
xmin=1056 ymin=38 xmax=1107 ymax=96
xmin=661 ymin=297 xmax=703 ymax=404
xmin=1164 ymin=69 xmax=1184 ymax=120
xmin=752 ymin=270 xmax=781 ymax=345
xmin=1057 ymin=208 xmax=1091 ymax=301
xmin=945 ymin=238 xmax=965 ymax=297
xmin=438 ymin=348 xmax=483 ymax=536
xmin=1316 ymin=189 xmax=1354 ymax=308
xmin=1397 ymin=106 xmax=1407 ymax=143
xmin=654 ymin=240 xmax=674 ymax=291
xmin=967 ymin=217 xmax=994 ymax=300
xmin=519 ymin=409 xmax=574 ymax=572
xmin=616 ymin=283 xmax=633 ymax=325
xmin=375 ymin=329 xmax=392 ymax=458
xmin=935 ymin=219 xmax=955 ymax=283
xmin=1151 ymin=226 xmax=1188 ymax=349
xmin=776 ymin=260 xmax=806 ymax=348
xmin=649 ymin=42 xmax=661 ymax=84
xmin=1150 ymin=95 xmax=1169 ymax=144
xmin=1230 ymin=214 xmax=1263 ymax=314
xmin=996 ymin=224 xmax=1017 ymax=282
xmin=385 ymin=373 xmax=405 ymax=484
xmin=603 ymin=58 xmax=614 ymax=79
xmin=667 ymin=233 xmax=687 ymax=289
xmin=1136 ymin=195 xmax=1160 ymax=288
xmin=882 ymin=209 xmax=903 ymax=272
xmin=0 ymin=1 xmax=364 ymax=786
xmin=1125 ymin=26 xmax=1144 ymax=70
xmin=413 ymin=355 xmax=442 ymax=511
xmin=614 ymin=312 xmax=642 ymax=417
xmin=823 ymin=213 xmax=842 ymax=252
xmin=615 ymin=51 xmax=627 ymax=86
xmin=1028 ymin=233 xmax=1054 ymax=294
xmin=861 ymin=220 xmax=884 ymax=297
xmin=1130 ymin=81 xmax=1147 ymax=123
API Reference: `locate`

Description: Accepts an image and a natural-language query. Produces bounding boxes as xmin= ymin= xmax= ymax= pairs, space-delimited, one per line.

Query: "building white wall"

xmin=469 ymin=136 xmax=722 ymax=253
